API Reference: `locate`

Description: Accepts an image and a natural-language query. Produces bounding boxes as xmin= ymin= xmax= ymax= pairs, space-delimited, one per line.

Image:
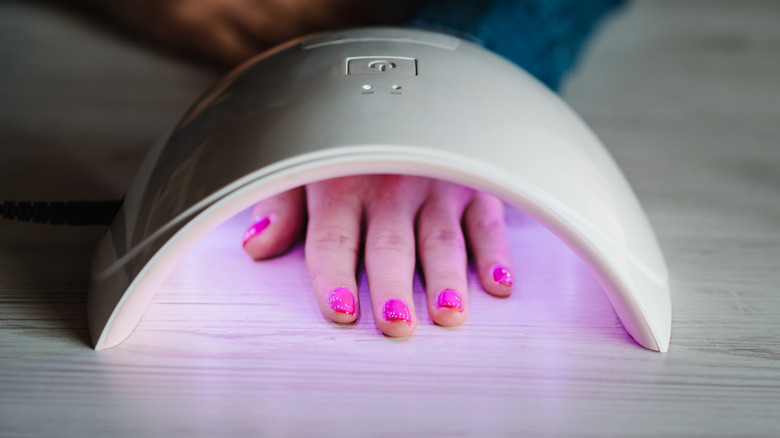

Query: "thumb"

xmin=242 ymin=187 xmax=306 ymax=260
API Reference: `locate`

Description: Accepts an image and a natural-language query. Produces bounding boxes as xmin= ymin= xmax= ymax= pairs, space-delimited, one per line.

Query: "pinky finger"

xmin=463 ymin=193 xmax=514 ymax=297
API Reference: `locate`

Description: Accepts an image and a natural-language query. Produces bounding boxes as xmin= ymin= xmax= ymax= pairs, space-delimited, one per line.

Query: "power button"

xmin=346 ymin=57 xmax=417 ymax=75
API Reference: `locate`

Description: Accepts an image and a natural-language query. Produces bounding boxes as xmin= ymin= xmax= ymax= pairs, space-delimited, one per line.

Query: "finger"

xmin=304 ymin=178 xmax=364 ymax=324
xmin=158 ymin=5 xmax=262 ymax=66
xmin=224 ymin=0 xmax=304 ymax=46
xmin=200 ymin=19 xmax=262 ymax=65
xmin=242 ymin=187 xmax=305 ymax=260
xmin=100 ymin=1 xmax=260 ymax=66
xmin=464 ymin=192 xmax=514 ymax=297
xmin=364 ymin=176 xmax=422 ymax=337
xmin=416 ymin=183 xmax=471 ymax=327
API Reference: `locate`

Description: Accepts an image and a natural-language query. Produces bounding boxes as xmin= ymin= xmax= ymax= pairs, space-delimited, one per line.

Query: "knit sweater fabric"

xmin=404 ymin=0 xmax=625 ymax=91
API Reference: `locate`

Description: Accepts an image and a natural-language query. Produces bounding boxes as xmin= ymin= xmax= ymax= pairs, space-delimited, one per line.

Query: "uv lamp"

xmin=87 ymin=27 xmax=671 ymax=351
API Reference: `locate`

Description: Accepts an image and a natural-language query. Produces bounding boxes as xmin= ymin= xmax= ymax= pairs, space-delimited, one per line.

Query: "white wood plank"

xmin=1 ymin=1 xmax=779 ymax=437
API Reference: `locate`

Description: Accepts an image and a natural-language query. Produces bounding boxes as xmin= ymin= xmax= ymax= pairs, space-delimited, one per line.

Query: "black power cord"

xmin=0 ymin=200 xmax=122 ymax=226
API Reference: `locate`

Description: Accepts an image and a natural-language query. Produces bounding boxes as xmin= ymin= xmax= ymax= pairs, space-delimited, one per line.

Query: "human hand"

xmin=80 ymin=0 xmax=379 ymax=65
xmin=242 ymin=175 xmax=515 ymax=337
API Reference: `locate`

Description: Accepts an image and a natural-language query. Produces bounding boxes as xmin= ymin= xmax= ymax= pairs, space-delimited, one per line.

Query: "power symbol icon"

xmin=367 ymin=60 xmax=396 ymax=72
xmin=346 ymin=56 xmax=416 ymax=75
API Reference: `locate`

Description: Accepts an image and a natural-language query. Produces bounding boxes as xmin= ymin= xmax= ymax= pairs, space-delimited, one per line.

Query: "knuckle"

xmin=471 ymin=217 xmax=503 ymax=234
xmin=369 ymin=232 xmax=413 ymax=253
xmin=170 ymin=2 xmax=200 ymax=22
xmin=307 ymin=227 xmax=358 ymax=253
xmin=420 ymin=228 xmax=464 ymax=252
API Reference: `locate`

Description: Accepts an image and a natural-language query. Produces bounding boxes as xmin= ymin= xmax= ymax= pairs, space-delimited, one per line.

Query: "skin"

xmin=243 ymin=176 xmax=514 ymax=337
xmin=72 ymin=0 xmax=514 ymax=335
xmin=75 ymin=0 xmax=409 ymax=66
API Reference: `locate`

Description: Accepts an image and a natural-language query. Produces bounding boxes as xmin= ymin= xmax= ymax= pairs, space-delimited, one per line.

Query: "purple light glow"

xmin=141 ymin=205 xmax=631 ymax=351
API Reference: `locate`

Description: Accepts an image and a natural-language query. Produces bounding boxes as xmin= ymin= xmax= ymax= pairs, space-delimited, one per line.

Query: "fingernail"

xmin=329 ymin=287 xmax=356 ymax=315
xmin=492 ymin=265 xmax=513 ymax=286
xmin=382 ymin=298 xmax=411 ymax=324
xmin=436 ymin=289 xmax=463 ymax=311
xmin=242 ymin=216 xmax=271 ymax=248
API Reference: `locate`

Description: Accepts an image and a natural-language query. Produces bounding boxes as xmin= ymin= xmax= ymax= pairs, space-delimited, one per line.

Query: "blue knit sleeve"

xmin=404 ymin=0 xmax=626 ymax=91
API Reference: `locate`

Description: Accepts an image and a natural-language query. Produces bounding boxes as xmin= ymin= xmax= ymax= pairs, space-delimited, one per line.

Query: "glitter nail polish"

xmin=492 ymin=265 xmax=513 ymax=286
xmin=435 ymin=289 xmax=463 ymax=311
xmin=382 ymin=298 xmax=411 ymax=324
xmin=329 ymin=287 xmax=356 ymax=315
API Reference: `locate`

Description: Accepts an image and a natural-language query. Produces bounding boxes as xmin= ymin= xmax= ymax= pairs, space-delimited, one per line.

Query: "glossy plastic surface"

xmin=87 ymin=28 xmax=671 ymax=351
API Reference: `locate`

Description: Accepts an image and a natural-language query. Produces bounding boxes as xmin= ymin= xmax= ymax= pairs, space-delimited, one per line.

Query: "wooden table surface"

xmin=1 ymin=1 xmax=779 ymax=437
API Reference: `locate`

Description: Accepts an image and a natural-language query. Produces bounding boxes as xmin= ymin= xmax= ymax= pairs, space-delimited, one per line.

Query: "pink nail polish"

xmin=382 ymin=298 xmax=411 ymax=324
xmin=242 ymin=216 xmax=271 ymax=248
xmin=329 ymin=287 xmax=356 ymax=315
xmin=436 ymin=289 xmax=463 ymax=311
xmin=492 ymin=265 xmax=513 ymax=286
